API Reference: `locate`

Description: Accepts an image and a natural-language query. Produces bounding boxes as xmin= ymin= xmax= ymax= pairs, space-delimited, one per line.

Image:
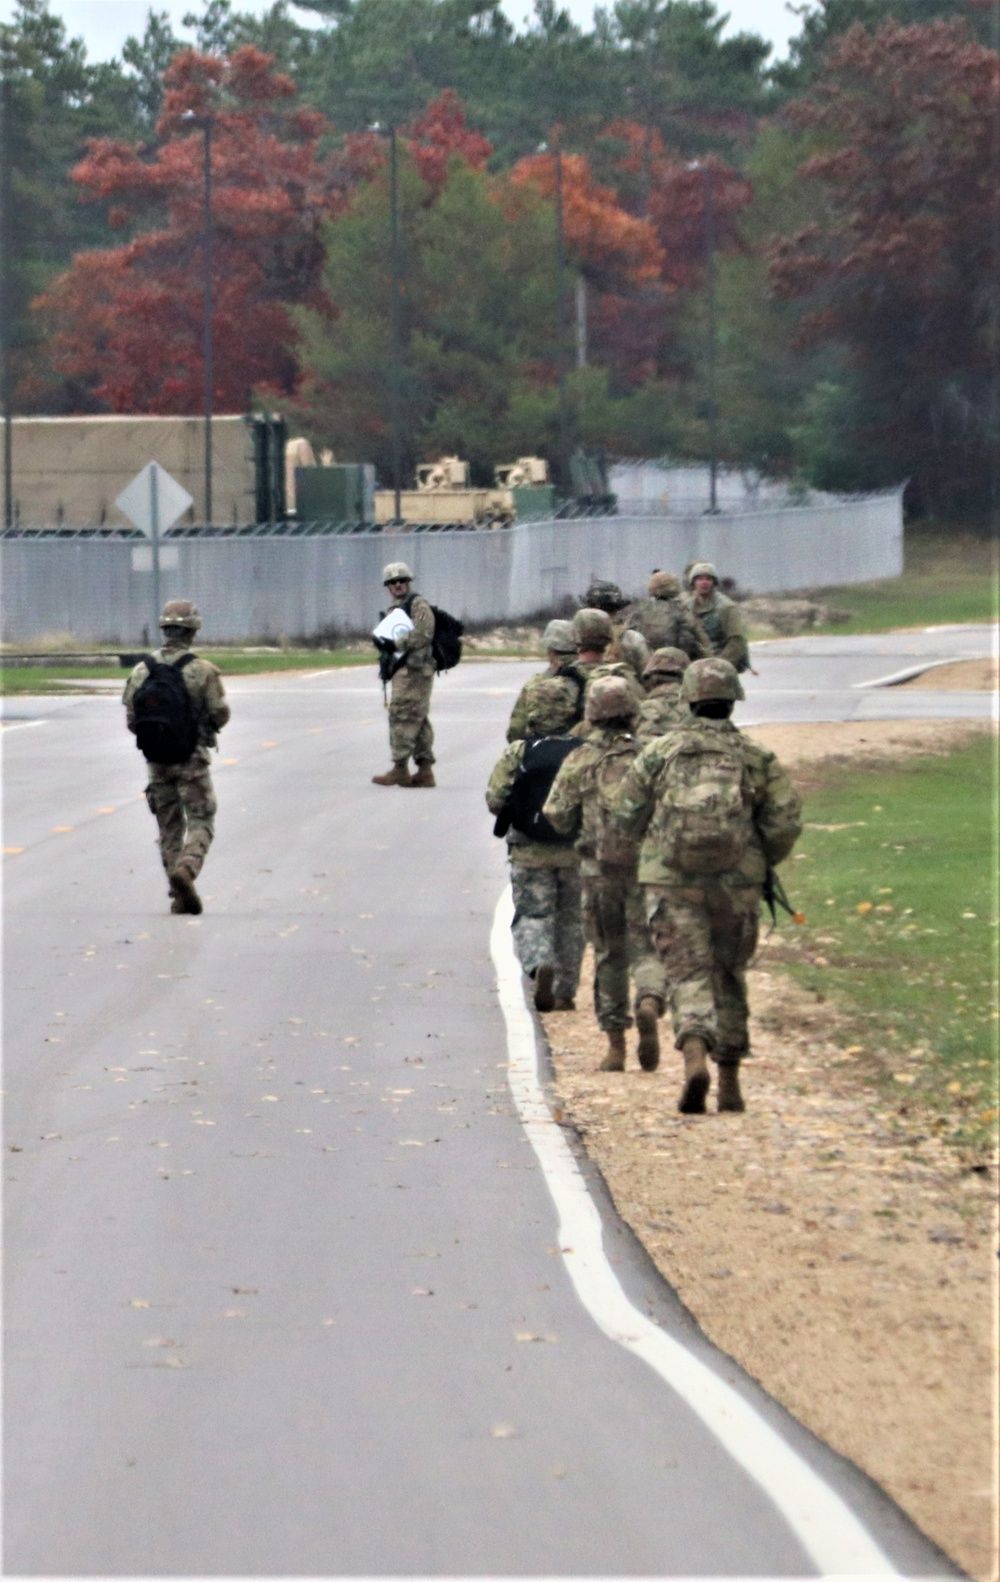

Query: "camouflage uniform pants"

xmin=646 ymin=879 xmax=760 ymax=1061
xmin=389 ymin=667 xmax=435 ymax=764
xmin=584 ymin=868 xmax=665 ymax=1030
xmin=145 ymin=757 xmax=217 ymax=883
xmin=510 ymin=863 xmax=584 ymax=1003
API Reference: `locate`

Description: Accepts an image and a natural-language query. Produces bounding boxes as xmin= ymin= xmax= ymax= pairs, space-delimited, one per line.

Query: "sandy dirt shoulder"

xmin=540 ymin=718 xmax=998 ymax=1582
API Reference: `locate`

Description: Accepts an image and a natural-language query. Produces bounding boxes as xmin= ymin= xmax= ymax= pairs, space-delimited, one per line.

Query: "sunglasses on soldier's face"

xmin=387 ymin=578 xmax=410 ymax=587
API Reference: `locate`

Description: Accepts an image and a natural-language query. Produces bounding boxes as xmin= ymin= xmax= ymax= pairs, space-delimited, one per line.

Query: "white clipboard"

xmin=372 ymin=609 xmax=413 ymax=645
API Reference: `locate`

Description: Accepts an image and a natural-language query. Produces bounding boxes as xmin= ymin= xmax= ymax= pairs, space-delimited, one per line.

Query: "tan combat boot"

xmin=717 ymin=1063 xmax=745 ymax=1112
xmin=678 ymin=1035 xmax=710 ymax=1113
xmin=533 ymin=964 xmax=555 ymax=1013
xmin=635 ymin=997 xmax=661 ymax=1072
xmin=170 ymin=862 xmax=203 ymax=916
xmin=599 ymin=1028 xmax=627 ymax=1071
xmin=372 ymin=760 xmax=413 ymax=786
xmin=410 ymin=763 xmax=436 ymax=787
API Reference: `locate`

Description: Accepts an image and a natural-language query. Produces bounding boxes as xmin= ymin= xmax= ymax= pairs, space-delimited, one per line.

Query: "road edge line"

xmin=490 ymin=885 xmax=901 ymax=1579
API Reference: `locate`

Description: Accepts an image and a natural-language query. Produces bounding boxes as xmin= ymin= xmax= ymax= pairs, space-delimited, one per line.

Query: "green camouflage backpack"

xmin=593 ymin=740 xmax=641 ymax=866
xmin=657 ymin=733 xmax=754 ymax=873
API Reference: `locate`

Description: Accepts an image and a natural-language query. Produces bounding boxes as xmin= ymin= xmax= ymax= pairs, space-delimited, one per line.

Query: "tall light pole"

xmin=544 ymin=134 xmax=571 ymax=499
xmin=689 ymin=160 xmax=719 ymax=514
xmin=1 ymin=71 xmax=14 ymax=529
xmin=183 ymin=111 xmax=215 ymax=524
xmin=371 ymin=122 xmax=404 ymax=524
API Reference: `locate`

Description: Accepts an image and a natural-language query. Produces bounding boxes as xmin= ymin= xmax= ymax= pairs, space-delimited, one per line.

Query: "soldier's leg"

xmin=145 ymin=770 xmax=184 ymax=884
xmin=510 ymin=864 xmax=559 ymax=982
xmin=627 ymin=881 xmax=662 ymax=1070
xmin=410 ymin=675 xmax=435 ymax=766
xmin=589 ymin=875 xmax=630 ymax=1031
xmin=648 ymin=886 xmax=716 ymax=1111
xmin=552 ymin=866 xmax=585 ymax=1006
xmin=175 ymin=761 xmax=217 ymax=880
xmin=384 ymin=670 xmax=422 ymax=773
xmin=709 ymin=887 xmax=760 ymax=1111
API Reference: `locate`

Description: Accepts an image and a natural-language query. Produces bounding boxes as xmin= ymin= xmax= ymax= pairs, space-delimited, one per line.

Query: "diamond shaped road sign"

xmin=116 ymin=461 xmax=193 ymax=537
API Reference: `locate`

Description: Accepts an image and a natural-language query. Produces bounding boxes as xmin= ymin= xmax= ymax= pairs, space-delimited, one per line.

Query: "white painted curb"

xmin=491 ymin=887 xmax=900 ymax=1579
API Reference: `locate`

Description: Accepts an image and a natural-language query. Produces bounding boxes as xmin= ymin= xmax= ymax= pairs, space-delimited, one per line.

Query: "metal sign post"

xmin=116 ymin=461 xmax=193 ymax=634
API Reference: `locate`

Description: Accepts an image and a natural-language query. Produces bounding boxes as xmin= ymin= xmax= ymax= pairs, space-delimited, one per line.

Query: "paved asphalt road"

xmin=4 ymin=626 xmax=991 ymax=1577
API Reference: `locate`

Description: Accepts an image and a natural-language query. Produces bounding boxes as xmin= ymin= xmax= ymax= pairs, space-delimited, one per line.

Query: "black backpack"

xmin=403 ymin=594 xmax=464 ymax=673
xmin=493 ymin=735 xmax=582 ymax=845
xmin=132 ymin=653 xmax=199 ymax=765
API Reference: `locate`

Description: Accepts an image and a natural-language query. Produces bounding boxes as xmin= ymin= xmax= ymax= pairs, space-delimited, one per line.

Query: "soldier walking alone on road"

xmin=123 ymin=599 xmax=230 ymax=915
xmin=611 ymin=659 xmax=801 ymax=1113
xmin=487 ymin=677 xmax=585 ymax=1013
xmin=543 ymin=677 xmax=666 ymax=1073
xmin=372 ymin=562 xmax=437 ymax=788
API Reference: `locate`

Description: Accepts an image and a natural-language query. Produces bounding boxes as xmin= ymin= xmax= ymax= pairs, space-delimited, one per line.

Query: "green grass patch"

xmin=805 ymin=530 xmax=998 ymax=635
xmin=773 ymin=735 xmax=998 ymax=1154
xmin=0 ymin=649 xmax=372 ymax=694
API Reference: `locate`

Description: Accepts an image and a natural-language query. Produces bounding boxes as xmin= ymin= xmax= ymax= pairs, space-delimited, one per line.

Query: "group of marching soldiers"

xmin=487 ymin=565 xmax=802 ymax=1116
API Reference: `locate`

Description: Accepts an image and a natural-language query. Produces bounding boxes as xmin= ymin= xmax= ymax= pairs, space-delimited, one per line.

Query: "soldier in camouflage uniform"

xmin=571 ymin=608 xmax=646 ymax=733
xmin=486 ymin=677 xmax=585 ymax=1013
xmin=543 ymin=677 xmax=665 ymax=1072
xmin=635 ymin=647 xmax=691 ymax=744
xmin=123 ymin=599 xmax=230 ymax=915
xmin=682 ymin=562 xmax=750 ymax=673
xmin=611 ymin=658 xmax=801 ymax=1114
xmin=626 ymin=572 xmax=711 ymax=660
xmin=372 ymin=561 xmax=437 ymax=787
xmin=507 ymin=619 xmax=586 ymax=742
xmin=581 ymin=580 xmax=648 ymax=684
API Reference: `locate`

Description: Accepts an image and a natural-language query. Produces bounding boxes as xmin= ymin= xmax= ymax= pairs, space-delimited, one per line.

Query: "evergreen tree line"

xmin=1 ymin=0 xmax=996 ymax=520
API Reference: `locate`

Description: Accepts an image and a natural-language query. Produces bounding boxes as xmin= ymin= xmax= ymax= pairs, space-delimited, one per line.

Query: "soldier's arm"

xmin=398 ymin=595 xmax=434 ymax=658
xmin=506 ymin=683 xmax=531 ymax=743
xmin=122 ymin=661 xmax=149 ymax=733
xmin=203 ymin=663 xmax=231 ymax=730
xmin=486 ymin=744 xmax=523 ymax=815
xmin=541 ymin=759 xmax=584 ymax=838
xmin=718 ymin=605 xmax=750 ymax=672
xmin=752 ymin=752 xmax=803 ymax=865
xmin=608 ymin=748 xmax=659 ymax=839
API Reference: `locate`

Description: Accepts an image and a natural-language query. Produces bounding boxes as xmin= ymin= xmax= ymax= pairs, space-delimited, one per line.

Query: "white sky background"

xmin=1 ymin=0 xmax=807 ymax=64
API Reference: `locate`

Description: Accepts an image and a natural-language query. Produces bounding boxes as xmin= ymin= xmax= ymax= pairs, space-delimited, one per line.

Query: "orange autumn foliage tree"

xmin=37 ymin=47 xmax=342 ymax=413
xmin=510 ymin=147 xmax=663 ymax=293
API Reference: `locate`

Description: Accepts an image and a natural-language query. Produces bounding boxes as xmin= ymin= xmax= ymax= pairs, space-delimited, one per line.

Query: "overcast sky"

xmin=1 ymin=0 xmax=806 ymax=63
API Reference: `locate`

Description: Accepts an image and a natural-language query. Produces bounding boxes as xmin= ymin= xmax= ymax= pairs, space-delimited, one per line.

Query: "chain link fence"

xmin=1 ymin=490 xmax=903 ymax=646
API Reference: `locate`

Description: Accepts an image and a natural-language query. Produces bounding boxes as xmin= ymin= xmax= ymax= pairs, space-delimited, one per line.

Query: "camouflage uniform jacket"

xmin=611 ymin=717 xmax=801 ymax=887
xmin=682 ymin=589 xmax=749 ymax=672
xmin=626 ymin=598 xmax=711 ymax=660
xmin=571 ymin=658 xmax=647 ymax=738
xmin=635 ymin=680 xmax=689 ymax=744
xmin=123 ymin=641 xmax=230 ymax=761
xmin=507 ymin=660 xmax=586 ymax=742
xmin=486 ymin=739 xmax=579 ymax=869
xmin=389 ymin=590 xmax=435 ymax=676
xmin=542 ymin=725 xmax=641 ymax=878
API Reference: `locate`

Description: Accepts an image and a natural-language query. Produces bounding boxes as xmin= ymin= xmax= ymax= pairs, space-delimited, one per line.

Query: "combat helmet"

xmin=583 ymin=579 xmax=629 ymax=613
xmin=382 ymin=561 xmax=413 ymax=584
xmin=541 ymin=618 xmax=577 ymax=654
xmin=572 ymin=607 xmax=613 ymax=650
xmin=687 ymin=561 xmax=718 ymax=587
xmin=585 ymin=675 xmax=638 ymax=724
xmin=681 ymin=657 xmax=744 ymax=703
xmin=159 ymin=599 xmax=201 ymax=631
xmin=643 ymin=646 xmax=690 ymax=680
xmin=525 ymin=677 xmax=578 ymax=735
xmin=648 ymin=570 xmax=680 ymax=599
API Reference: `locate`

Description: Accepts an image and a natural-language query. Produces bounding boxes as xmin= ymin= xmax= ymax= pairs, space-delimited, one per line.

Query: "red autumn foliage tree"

xmin=407 ymin=89 xmax=493 ymax=194
xmin=37 ymin=47 xmax=343 ymax=413
xmin=768 ymin=20 xmax=1000 ymax=511
xmin=510 ymin=146 xmax=663 ymax=293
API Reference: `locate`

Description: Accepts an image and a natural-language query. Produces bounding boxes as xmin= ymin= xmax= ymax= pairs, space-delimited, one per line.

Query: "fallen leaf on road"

xmin=128 ymin=1299 xmax=151 ymax=1308
xmin=411 ymin=1287 xmax=434 ymax=1297
xmin=490 ymin=1423 xmax=520 ymax=1439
